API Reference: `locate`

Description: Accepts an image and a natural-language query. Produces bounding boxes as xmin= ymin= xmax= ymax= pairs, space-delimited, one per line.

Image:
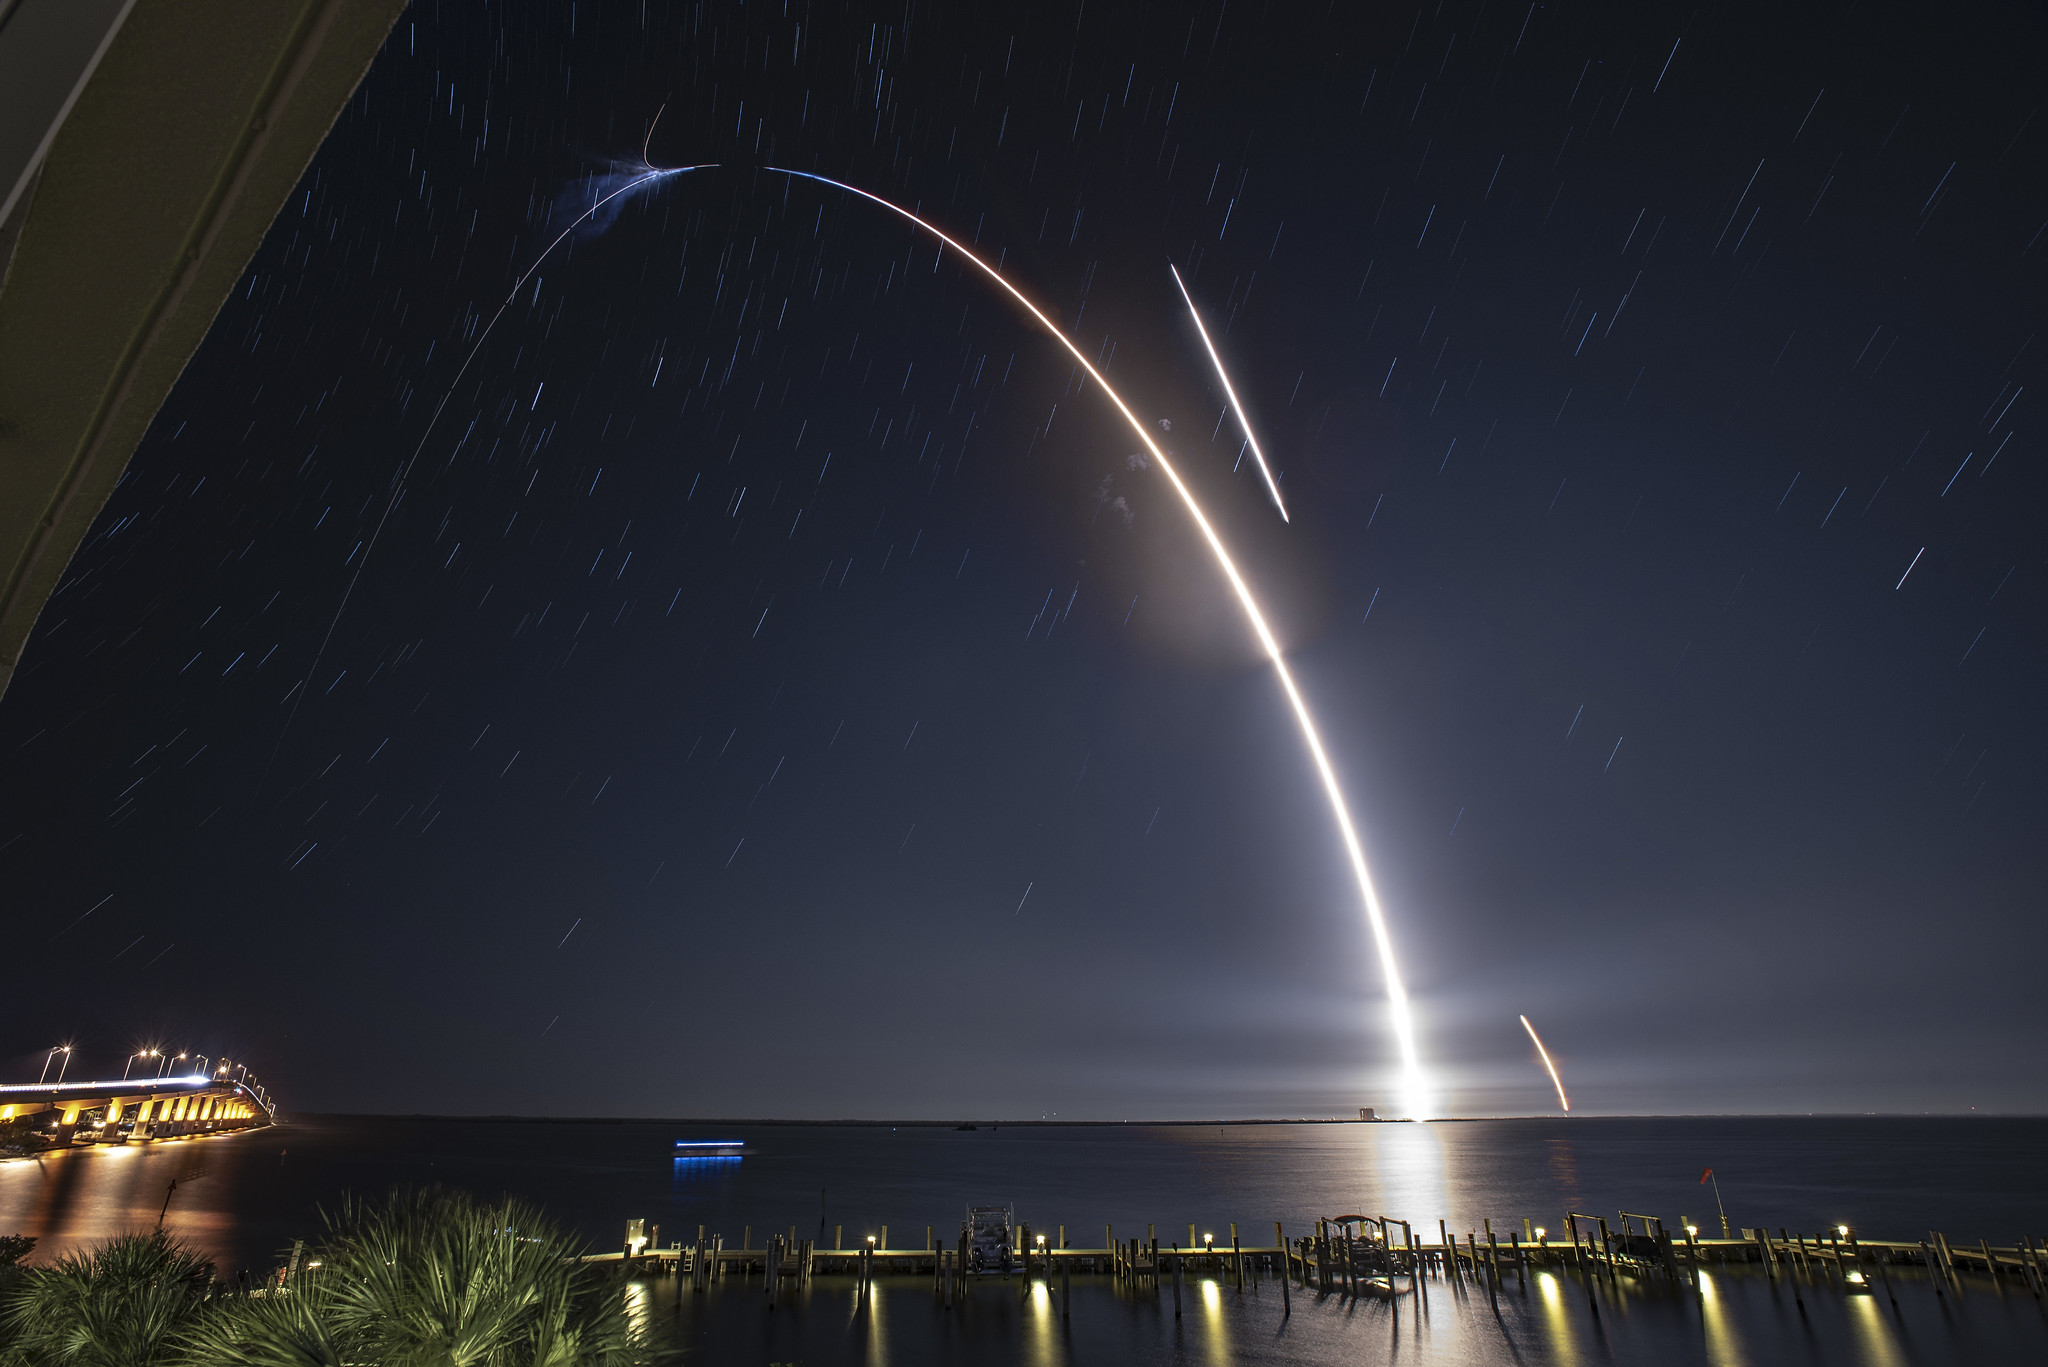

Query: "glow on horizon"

xmin=1167 ymin=263 xmax=1289 ymax=523
xmin=1520 ymin=1015 xmax=1570 ymax=1112
xmin=766 ymin=167 xmax=1429 ymax=1119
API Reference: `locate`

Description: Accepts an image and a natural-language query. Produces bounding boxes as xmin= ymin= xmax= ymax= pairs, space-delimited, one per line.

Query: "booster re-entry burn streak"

xmin=1520 ymin=1015 xmax=1569 ymax=1112
xmin=768 ymin=167 xmax=1428 ymax=1117
xmin=1168 ymin=263 xmax=1288 ymax=523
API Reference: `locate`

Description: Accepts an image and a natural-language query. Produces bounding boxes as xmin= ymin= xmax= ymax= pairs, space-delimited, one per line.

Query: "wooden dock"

xmin=589 ymin=1214 xmax=2048 ymax=1311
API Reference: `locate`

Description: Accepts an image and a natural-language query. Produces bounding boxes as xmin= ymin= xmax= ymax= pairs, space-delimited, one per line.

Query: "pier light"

xmin=1036 ymin=1234 xmax=1046 ymax=1247
xmin=1534 ymin=1228 xmax=1546 ymax=1240
xmin=1836 ymin=1225 xmax=1849 ymax=1238
xmin=1203 ymin=1233 xmax=1213 ymax=1248
xmin=1686 ymin=1225 xmax=1698 ymax=1238
xmin=866 ymin=1235 xmax=876 ymax=1246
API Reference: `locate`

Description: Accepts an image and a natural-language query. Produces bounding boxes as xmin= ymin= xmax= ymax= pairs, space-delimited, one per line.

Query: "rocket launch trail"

xmin=1521 ymin=1015 xmax=1570 ymax=1113
xmin=1168 ymin=262 xmax=1289 ymax=523
xmin=263 ymin=162 xmax=719 ymax=789
xmin=767 ymin=167 xmax=1428 ymax=1118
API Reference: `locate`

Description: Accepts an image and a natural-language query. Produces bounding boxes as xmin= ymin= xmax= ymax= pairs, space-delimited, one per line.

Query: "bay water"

xmin=3 ymin=1115 xmax=2043 ymax=1363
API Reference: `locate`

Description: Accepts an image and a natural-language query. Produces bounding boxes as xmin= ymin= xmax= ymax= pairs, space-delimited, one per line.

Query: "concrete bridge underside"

xmin=0 ymin=1076 xmax=268 ymax=1145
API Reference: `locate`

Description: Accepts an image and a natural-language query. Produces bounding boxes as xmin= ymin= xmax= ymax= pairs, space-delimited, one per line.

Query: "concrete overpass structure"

xmin=0 ymin=0 xmax=408 ymax=701
xmin=0 ymin=1071 xmax=274 ymax=1146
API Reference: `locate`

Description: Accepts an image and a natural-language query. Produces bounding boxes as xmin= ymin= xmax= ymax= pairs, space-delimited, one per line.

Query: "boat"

xmin=673 ymin=1139 xmax=745 ymax=1157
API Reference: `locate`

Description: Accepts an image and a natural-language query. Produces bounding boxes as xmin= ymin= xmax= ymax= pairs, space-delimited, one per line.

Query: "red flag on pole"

xmin=1700 ymin=1167 xmax=1714 ymax=1183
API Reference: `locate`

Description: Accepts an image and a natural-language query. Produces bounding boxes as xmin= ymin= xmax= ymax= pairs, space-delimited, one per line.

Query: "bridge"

xmin=0 ymin=1071 xmax=275 ymax=1148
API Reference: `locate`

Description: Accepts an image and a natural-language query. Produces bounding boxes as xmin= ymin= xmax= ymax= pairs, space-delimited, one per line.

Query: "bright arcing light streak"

xmin=1168 ymin=263 xmax=1288 ymax=522
xmin=770 ymin=168 xmax=1427 ymax=1118
xmin=1520 ymin=1014 xmax=1570 ymax=1112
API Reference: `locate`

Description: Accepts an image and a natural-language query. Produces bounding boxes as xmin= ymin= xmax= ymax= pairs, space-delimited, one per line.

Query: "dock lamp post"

xmin=125 ymin=1050 xmax=159 ymax=1079
xmin=39 ymin=1047 xmax=71 ymax=1083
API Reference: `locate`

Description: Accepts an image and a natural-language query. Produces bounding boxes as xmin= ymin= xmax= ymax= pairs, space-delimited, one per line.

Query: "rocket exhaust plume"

xmin=1521 ymin=1014 xmax=1570 ymax=1112
xmin=769 ymin=168 xmax=1428 ymax=1118
xmin=1168 ymin=263 xmax=1289 ymax=523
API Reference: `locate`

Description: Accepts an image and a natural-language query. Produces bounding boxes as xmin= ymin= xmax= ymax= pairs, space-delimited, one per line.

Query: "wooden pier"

xmin=588 ymin=1214 xmax=2048 ymax=1310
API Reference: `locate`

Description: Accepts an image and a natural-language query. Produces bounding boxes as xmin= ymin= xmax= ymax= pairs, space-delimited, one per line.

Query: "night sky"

xmin=3 ymin=0 xmax=2042 ymax=1120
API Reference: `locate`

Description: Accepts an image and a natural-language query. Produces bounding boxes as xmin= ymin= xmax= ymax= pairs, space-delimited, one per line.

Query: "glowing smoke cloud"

xmin=1167 ymin=263 xmax=1288 ymax=523
xmin=769 ymin=168 xmax=1428 ymax=1118
xmin=1520 ymin=1014 xmax=1570 ymax=1112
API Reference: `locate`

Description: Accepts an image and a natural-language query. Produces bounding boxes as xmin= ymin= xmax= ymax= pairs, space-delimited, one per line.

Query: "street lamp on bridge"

xmin=39 ymin=1046 xmax=71 ymax=1083
xmin=124 ymin=1049 xmax=159 ymax=1080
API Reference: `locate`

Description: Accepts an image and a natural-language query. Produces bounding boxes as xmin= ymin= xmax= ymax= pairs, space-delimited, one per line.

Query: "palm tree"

xmin=0 ymin=1229 xmax=214 ymax=1367
xmin=187 ymin=1188 xmax=644 ymax=1367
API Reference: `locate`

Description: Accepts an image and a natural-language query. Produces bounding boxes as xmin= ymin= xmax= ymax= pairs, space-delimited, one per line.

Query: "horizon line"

xmin=284 ymin=1111 xmax=2043 ymax=1126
